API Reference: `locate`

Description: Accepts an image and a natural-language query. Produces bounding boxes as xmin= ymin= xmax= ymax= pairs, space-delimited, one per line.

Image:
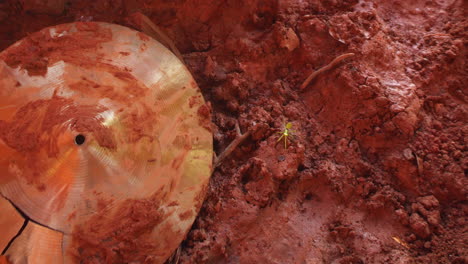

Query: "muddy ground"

xmin=0 ymin=0 xmax=466 ymax=263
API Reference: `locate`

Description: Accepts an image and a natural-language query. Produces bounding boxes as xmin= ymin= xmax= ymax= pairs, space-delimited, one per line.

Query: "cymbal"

xmin=0 ymin=22 xmax=212 ymax=263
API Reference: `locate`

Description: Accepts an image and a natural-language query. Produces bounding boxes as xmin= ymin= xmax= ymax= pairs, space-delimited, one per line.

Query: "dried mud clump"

xmin=0 ymin=0 xmax=466 ymax=263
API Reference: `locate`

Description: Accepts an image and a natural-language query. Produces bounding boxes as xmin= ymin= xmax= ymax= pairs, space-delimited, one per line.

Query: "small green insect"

xmin=276 ymin=122 xmax=294 ymax=149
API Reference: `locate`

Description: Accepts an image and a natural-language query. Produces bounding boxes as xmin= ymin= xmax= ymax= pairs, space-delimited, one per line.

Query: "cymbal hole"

xmin=75 ymin=134 xmax=86 ymax=145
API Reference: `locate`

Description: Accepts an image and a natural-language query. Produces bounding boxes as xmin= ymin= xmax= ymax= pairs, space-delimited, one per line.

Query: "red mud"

xmin=0 ymin=0 xmax=466 ymax=263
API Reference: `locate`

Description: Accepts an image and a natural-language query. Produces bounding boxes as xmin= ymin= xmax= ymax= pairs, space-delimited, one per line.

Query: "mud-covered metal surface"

xmin=0 ymin=21 xmax=212 ymax=263
xmin=0 ymin=0 xmax=466 ymax=263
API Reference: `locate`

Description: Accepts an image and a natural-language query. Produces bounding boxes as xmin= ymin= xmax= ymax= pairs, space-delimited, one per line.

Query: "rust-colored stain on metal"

xmin=0 ymin=22 xmax=212 ymax=263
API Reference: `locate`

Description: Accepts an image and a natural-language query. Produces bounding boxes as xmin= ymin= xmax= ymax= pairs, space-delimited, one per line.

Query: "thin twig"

xmin=415 ymin=153 xmax=424 ymax=176
xmin=214 ymin=122 xmax=251 ymax=168
xmin=424 ymin=33 xmax=451 ymax=38
xmin=300 ymin=53 xmax=355 ymax=90
xmin=392 ymin=236 xmax=410 ymax=250
xmin=165 ymin=246 xmax=181 ymax=264
xmin=127 ymin=12 xmax=184 ymax=62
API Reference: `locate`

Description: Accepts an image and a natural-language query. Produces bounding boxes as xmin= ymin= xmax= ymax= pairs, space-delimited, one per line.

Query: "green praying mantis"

xmin=276 ymin=122 xmax=294 ymax=149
